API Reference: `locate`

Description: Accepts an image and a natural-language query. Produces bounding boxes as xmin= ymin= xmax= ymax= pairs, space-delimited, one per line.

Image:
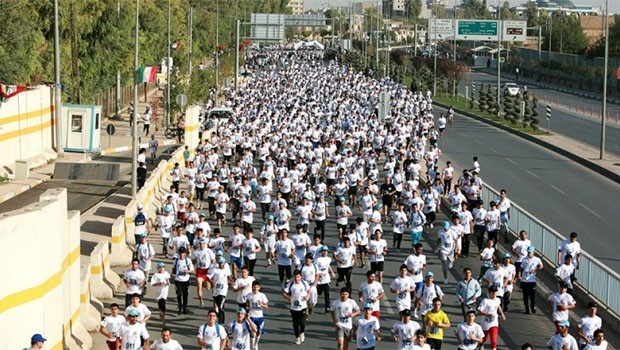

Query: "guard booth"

xmin=61 ymin=104 xmax=102 ymax=153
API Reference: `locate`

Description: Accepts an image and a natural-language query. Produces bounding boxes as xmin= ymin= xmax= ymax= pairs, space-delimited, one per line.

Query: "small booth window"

xmin=71 ymin=115 xmax=83 ymax=132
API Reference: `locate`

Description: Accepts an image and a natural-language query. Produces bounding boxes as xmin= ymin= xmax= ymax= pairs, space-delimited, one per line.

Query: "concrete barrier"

xmin=185 ymin=105 xmax=201 ymax=156
xmin=80 ymin=266 xmax=104 ymax=333
xmin=125 ymin=199 xmax=137 ymax=245
xmin=0 ymin=188 xmax=88 ymax=349
xmin=110 ymin=215 xmax=133 ymax=266
xmin=89 ymin=241 xmax=120 ymax=300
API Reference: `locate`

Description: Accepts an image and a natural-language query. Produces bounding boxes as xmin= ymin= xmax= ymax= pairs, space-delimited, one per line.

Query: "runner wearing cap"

xmin=119 ymin=308 xmax=150 ymax=350
xmin=316 ymin=245 xmax=336 ymax=313
xmin=209 ymin=254 xmax=231 ymax=316
xmin=435 ymin=221 xmax=457 ymax=285
xmin=391 ymin=309 xmax=421 ymax=350
xmin=415 ymin=272 xmax=444 ymax=317
xmin=501 ymin=253 xmax=516 ymax=312
xmin=578 ymin=302 xmax=603 ymax=348
xmin=228 ymin=308 xmax=257 ymax=350
xmin=519 ymin=246 xmax=544 ymax=314
xmin=351 ymin=302 xmax=382 ymax=350
xmin=455 ymin=309 xmax=484 ymax=350
xmin=547 ymin=320 xmax=579 ymax=350
xmin=150 ymin=263 xmax=171 ymax=324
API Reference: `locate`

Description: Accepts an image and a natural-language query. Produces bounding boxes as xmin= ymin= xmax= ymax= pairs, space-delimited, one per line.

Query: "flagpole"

xmin=54 ymin=0 xmax=64 ymax=157
xmin=132 ymin=0 xmax=140 ymax=198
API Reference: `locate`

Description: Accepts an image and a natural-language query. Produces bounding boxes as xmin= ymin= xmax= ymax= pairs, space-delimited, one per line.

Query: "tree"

xmin=542 ymin=12 xmax=589 ymax=54
xmin=587 ymin=15 xmax=620 ymax=58
xmin=523 ymin=94 xmax=533 ymax=129
xmin=463 ymin=0 xmax=490 ymax=20
xmin=405 ymin=0 xmax=422 ymax=21
xmin=531 ymin=96 xmax=540 ymax=131
xmin=525 ymin=2 xmax=543 ymax=28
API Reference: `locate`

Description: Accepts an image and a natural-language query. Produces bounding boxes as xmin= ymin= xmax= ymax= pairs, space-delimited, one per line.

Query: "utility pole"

xmin=600 ymin=0 xmax=609 ymax=160
xmin=116 ymin=0 xmax=121 ymax=121
xmin=548 ymin=12 xmax=553 ymax=62
xmin=188 ymin=7 xmax=193 ymax=76
xmin=235 ymin=19 xmax=240 ymax=91
xmin=496 ymin=0 xmax=502 ymax=117
xmin=375 ymin=0 xmax=380 ymax=73
xmin=215 ymin=0 xmax=220 ymax=96
xmin=132 ymin=0 xmax=140 ymax=198
xmin=166 ymin=0 xmax=171 ymax=127
xmin=54 ymin=0 xmax=64 ymax=157
xmin=453 ymin=0 xmax=457 ymax=97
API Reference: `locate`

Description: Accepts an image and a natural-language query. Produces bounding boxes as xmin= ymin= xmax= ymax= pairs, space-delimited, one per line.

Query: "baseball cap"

xmin=178 ymin=247 xmax=187 ymax=253
xmin=217 ymin=256 xmax=226 ymax=263
xmin=425 ymin=271 xmax=434 ymax=278
xmin=199 ymin=213 xmax=206 ymax=218
xmin=527 ymin=246 xmax=536 ymax=253
xmin=200 ymin=238 xmax=207 ymax=244
xmin=215 ymin=250 xmax=224 ymax=256
xmin=320 ymin=246 xmax=329 ymax=252
xmin=587 ymin=302 xmax=598 ymax=309
xmin=466 ymin=309 xmax=476 ymax=315
xmin=137 ymin=203 xmax=144 ymax=209
xmin=363 ymin=302 xmax=374 ymax=309
xmin=140 ymin=233 xmax=148 ymax=238
xmin=442 ymin=221 xmax=450 ymax=229
xmin=31 ymin=334 xmax=47 ymax=343
xmin=503 ymin=253 xmax=511 ymax=259
xmin=400 ymin=309 xmax=411 ymax=316
xmin=558 ymin=320 xmax=570 ymax=327
xmin=488 ymin=285 xmax=498 ymax=292
xmin=267 ymin=215 xmax=274 ymax=221
xmin=128 ymin=309 xmax=140 ymax=317
xmin=157 ymin=262 xmax=165 ymax=268
xmin=237 ymin=307 xmax=247 ymax=314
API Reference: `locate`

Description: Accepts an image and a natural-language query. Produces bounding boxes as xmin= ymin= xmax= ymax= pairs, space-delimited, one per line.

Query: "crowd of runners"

xmin=95 ymin=47 xmax=610 ymax=350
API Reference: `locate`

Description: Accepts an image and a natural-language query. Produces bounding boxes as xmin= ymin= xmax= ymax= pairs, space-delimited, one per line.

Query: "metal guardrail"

xmin=479 ymin=183 xmax=620 ymax=318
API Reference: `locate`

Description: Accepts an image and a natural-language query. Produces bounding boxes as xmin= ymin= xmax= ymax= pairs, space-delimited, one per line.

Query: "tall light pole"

xmin=54 ymin=0 xmax=64 ymax=157
xmin=452 ymin=0 xmax=457 ymax=97
xmin=132 ymin=0 xmax=140 ymax=198
xmin=432 ymin=4 xmax=438 ymax=97
xmin=234 ymin=19 xmax=240 ymax=91
xmin=548 ymin=12 xmax=553 ymax=63
xmin=496 ymin=0 xmax=502 ymax=117
xmin=188 ymin=7 xmax=193 ymax=76
xmin=375 ymin=0 xmax=380 ymax=73
xmin=600 ymin=0 xmax=609 ymax=160
xmin=115 ymin=0 xmax=121 ymax=121
xmin=166 ymin=0 xmax=171 ymax=127
xmin=215 ymin=0 xmax=220 ymax=96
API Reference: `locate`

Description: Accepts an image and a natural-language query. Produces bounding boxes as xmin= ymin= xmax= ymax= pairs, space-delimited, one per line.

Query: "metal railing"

xmin=479 ymin=183 xmax=620 ymax=318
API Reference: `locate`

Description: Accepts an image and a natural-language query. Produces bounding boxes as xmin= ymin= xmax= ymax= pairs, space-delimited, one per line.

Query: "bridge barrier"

xmin=89 ymin=241 xmax=121 ymax=300
xmin=110 ymin=215 xmax=133 ymax=266
xmin=479 ymin=183 xmax=620 ymax=324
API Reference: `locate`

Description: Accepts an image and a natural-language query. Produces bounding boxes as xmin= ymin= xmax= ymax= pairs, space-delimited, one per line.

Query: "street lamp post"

xmin=215 ymin=0 xmax=220 ymax=96
xmin=452 ymin=0 xmax=457 ymax=97
xmin=496 ymin=0 xmax=502 ymax=117
xmin=132 ymin=0 xmax=140 ymax=198
xmin=54 ymin=0 xmax=64 ymax=157
xmin=600 ymin=0 xmax=609 ymax=160
xmin=166 ymin=0 xmax=171 ymax=127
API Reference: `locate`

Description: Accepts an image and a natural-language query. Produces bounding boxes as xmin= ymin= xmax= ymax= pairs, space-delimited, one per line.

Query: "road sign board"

xmin=175 ymin=94 xmax=188 ymax=108
xmin=546 ymin=105 xmax=551 ymax=120
xmin=105 ymin=124 xmax=116 ymax=136
xmin=429 ymin=19 xmax=454 ymax=41
xmin=456 ymin=20 xmax=498 ymax=41
xmin=502 ymin=20 xmax=527 ymax=42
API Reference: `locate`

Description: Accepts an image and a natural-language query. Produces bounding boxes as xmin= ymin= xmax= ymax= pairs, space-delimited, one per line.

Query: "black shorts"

xmin=158 ymin=298 xmax=167 ymax=312
xmin=358 ymin=245 xmax=367 ymax=254
xmin=348 ymin=186 xmax=357 ymax=196
xmin=370 ymin=261 xmax=384 ymax=272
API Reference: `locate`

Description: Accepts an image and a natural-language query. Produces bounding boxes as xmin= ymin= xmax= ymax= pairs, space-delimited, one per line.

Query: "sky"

xmin=304 ymin=0 xmax=620 ymax=14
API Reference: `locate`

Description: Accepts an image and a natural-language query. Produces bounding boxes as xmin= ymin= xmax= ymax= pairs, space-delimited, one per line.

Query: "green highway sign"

xmin=456 ymin=20 xmax=499 ymax=41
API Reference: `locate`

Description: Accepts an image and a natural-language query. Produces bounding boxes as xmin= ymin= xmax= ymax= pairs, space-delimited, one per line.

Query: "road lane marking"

xmin=474 ymin=140 xmax=483 ymax=145
xmin=577 ymin=202 xmax=602 ymax=218
xmin=549 ymin=184 xmax=565 ymax=194
xmin=526 ymin=169 xmax=540 ymax=178
xmin=490 ymin=148 xmax=499 ymax=154
xmin=505 ymin=158 xmax=517 ymax=165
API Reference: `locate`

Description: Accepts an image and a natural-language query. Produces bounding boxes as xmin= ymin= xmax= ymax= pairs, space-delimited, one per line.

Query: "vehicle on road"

xmin=503 ymin=83 xmax=520 ymax=96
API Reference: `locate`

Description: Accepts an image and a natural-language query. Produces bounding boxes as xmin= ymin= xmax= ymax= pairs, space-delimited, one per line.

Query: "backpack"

xmin=420 ymin=283 xmax=440 ymax=299
xmin=172 ymin=257 xmax=190 ymax=276
xmin=230 ymin=320 xmax=251 ymax=334
xmin=201 ymin=322 xmax=222 ymax=346
xmin=135 ymin=212 xmax=146 ymax=226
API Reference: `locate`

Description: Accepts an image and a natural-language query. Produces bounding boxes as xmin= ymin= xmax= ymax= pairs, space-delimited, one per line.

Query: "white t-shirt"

xmin=124 ymin=303 xmax=152 ymax=323
xmin=404 ymin=254 xmax=426 ymax=283
xmin=368 ymin=239 xmax=387 ymax=263
xmin=124 ymin=268 xmax=146 ymax=295
xmin=547 ymin=334 xmax=579 ymax=350
xmin=150 ymin=271 xmax=171 ymax=300
xmin=391 ymin=320 xmax=421 ymax=350
xmin=197 ymin=323 xmax=227 ymax=350
xmin=416 ymin=283 xmax=444 ymax=315
xmin=578 ymin=315 xmax=602 ymax=345
xmin=548 ymin=292 xmax=576 ymax=321
xmin=284 ymin=280 xmax=310 ymax=311
xmin=316 ymin=256 xmax=333 ymax=284
xmin=330 ymin=298 xmax=360 ymax=330
xmin=119 ymin=322 xmax=149 ymax=349
xmin=150 ymin=338 xmax=183 ymax=350
xmin=521 ymin=256 xmax=543 ymax=283
xmin=483 ymin=267 xmax=506 ymax=297
xmin=391 ymin=276 xmax=415 ymax=312
xmin=512 ymin=239 xmax=531 ymax=262
xmin=208 ymin=266 xmax=231 ymax=297
xmin=99 ymin=315 xmax=125 ymax=341
xmin=478 ymin=297 xmax=502 ymax=330
xmin=359 ymin=281 xmax=385 ymax=311
xmin=229 ymin=233 xmax=245 ymax=258
xmin=173 ymin=257 xmax=194 ymax=282
xmin=438 ymin=228 xmax=457 ymax=256
xmin=456 ymin=322 xmax=484 ymax=350
xmin=233 ymin=276 xmax=255 ymax=304
xmin=228 ymin=320 xmax=252 ymax=350
xmin=335 ymin=245 xmax=356 ymax=268
xmin=275 ymin=239 xmax=295 ymax=266
xmin=246 ymin=292 xmax=269 ymax=318
xmin=355 ymin=316 xmax=380 ymax=349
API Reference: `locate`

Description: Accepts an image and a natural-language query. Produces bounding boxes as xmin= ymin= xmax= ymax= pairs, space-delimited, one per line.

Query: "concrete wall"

xmin=0 ymin=85 xmax=57 ymax=176
xmin=0 ymin=188 xmax=90 ymax=349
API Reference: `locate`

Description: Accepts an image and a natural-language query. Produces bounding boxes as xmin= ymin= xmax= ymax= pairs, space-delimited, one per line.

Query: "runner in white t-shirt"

xmin=330 ymin=288 xmax=361 ymax=350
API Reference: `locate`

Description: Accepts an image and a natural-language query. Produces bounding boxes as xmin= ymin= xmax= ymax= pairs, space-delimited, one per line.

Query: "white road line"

xmin=505 ymin=158 xmax=517 ymax=165
xmin=490 ymin=148 xmax=499 ymax=154
xmin=474 ymin=140 xmax=483 ymax=145
xmin=577 ymin=202 xmax=603 ymax=218
xmin=549 ymin=184 xmax=565 ymax=194
xmin=525 ymin=169 xmax=540 ymax=178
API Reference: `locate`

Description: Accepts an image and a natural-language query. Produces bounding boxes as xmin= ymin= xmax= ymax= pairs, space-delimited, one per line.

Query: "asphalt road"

xmin=459 ymin=70 xmax=620 ymax=157
xmin=102 ymin=204 xmax=558 ymax=349
xmin=436 ymin=109 xmax=620 ymax=272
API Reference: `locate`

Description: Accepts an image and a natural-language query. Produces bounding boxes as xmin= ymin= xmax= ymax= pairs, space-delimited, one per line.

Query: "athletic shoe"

xmin=300 ymin=333 xmax=305 ymax=342
xmin=295 ymin=337 xmax=301 ymax=345
xmin=444 ymin=279 xmax=449 ymax=285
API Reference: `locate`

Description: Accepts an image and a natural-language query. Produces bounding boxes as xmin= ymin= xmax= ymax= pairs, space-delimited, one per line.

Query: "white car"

xmin=503 ymin=83 xmax=520 ymax=96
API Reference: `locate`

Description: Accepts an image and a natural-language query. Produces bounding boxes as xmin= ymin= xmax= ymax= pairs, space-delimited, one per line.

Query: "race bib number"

xmin=339 ymin=316 xmax=350 ymax=323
